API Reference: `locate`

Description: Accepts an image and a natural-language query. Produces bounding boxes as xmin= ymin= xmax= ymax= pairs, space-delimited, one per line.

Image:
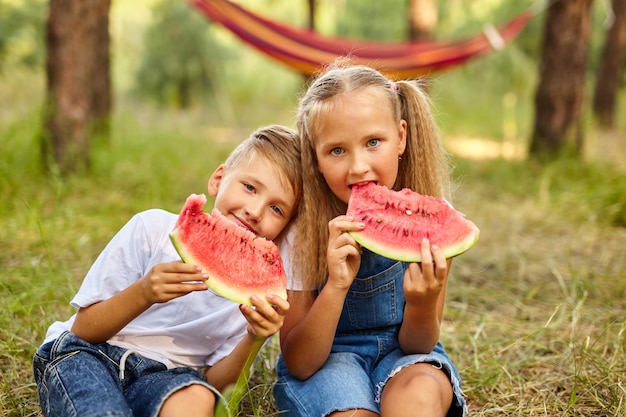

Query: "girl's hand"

xmin=240 ymin=294 xmax=290 ymax=339
xmin=403 ymin=238 xmax=448 ymax=310
xmin=139 ymin=261 xmax=208 ymax=305
xmin=326 ymin=215 xmax=364 ymax=291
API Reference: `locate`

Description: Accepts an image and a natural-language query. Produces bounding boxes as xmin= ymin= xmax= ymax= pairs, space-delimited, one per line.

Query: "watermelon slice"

xmin=347 ymin=182 xmax=479 ymax=262
xmin=169 ymin=194 xmax=287 ymax=305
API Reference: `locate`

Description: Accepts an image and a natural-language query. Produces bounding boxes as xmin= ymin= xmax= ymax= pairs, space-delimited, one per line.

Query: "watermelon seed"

xmin=403 ymin=229 xmax=409 ymax=237
xmin=376 ymin=218 xmax=383 ymax=223
xmin=405 ymin=210 xmax=413 ymax=215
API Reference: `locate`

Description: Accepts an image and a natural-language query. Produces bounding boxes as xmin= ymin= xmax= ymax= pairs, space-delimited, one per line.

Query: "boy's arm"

xmin=205 ymin=294 xmax=289 ymax=391
xmin=204 ymin=332 xmax=265 ymax=392
xmin=71 ymin=261 xmax=208 ymax=343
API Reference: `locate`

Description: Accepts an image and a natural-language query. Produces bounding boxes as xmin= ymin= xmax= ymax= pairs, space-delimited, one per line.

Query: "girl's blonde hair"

xmin=293 ymin=61 xmax=451 ymax=291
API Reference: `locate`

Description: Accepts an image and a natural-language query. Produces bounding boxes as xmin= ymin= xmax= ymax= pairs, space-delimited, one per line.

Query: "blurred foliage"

xmin=334 ymin=0 xmax=408 ymax=41
xmin=0 ymin=0 xmax=46 ymax=72
xmin=134 ymin=0 xmax=230 ymax=109
xmin=0 ymin=0 xmax=623 ymax=138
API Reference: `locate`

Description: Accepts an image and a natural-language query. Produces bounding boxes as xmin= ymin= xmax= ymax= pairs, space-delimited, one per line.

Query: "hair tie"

xmin=390 ymin=81 xmax=398 ymax=92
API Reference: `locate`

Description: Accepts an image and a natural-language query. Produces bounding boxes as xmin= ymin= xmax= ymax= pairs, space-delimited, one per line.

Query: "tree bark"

xmin=529 ymin=0 xmax=593 ymax=159
xmin=408 ymin=0 xmax=437 ymax=41
xmin=592 ymin=0 xmax=626 ymax=129
xmin=43 ymin=0 xmax=111 ymax=174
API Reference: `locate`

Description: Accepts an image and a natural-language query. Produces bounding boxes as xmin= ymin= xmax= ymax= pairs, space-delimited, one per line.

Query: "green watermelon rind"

xmin=348 ymin=227 xmax=479 ymax=263
xmin=346 ymin=183 xmax=480 ymax=262
xmin=169 ymin=194 xmax=287 ymax=306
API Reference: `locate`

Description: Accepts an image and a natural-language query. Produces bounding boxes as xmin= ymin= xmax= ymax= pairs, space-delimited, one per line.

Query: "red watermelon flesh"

xmin=347 ymin=182 xmax=479 ymax=262
xmin=169 ymin=193 xmax=287 ymax=305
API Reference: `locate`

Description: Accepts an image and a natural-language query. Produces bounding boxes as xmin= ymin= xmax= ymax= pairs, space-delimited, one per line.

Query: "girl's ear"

xmin=398 ymin=119 xmax=407 ymax=156
xmin=207 ymin=164 xmax=227 ymax=197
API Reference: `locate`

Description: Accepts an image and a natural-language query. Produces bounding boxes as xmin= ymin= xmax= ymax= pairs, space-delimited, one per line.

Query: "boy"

xmin=33 ymin=125 xmax=301 ymax=417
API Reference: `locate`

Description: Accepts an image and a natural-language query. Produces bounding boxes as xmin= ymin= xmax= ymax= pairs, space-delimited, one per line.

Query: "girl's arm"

xmin=398 ymin=239 xmax=451 ymax=353
xmin=279 ymin=287 xmax=346 ymax=380
xmin=71 ymin=261 xmax=208 ymax=343
xmin=279 ymin=215 xmax=363 ymax=380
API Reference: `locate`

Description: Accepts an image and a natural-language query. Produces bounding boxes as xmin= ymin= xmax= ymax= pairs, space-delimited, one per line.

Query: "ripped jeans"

xmin=33 ymin=331 xmax=217 ymax=417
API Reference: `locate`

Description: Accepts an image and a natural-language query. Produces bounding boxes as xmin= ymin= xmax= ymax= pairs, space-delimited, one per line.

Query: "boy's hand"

xmin=239 ymin=294 xmax=290 ymax=339
xmin=140 ymin=260 xmax=208 ymax=305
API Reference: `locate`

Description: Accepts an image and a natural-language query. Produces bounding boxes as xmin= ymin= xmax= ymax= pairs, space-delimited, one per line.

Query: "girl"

xmin=273 ymin=62 xmax=467 ymax=417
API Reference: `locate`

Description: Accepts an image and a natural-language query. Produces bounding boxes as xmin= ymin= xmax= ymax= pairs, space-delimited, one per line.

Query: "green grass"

xmin=2 ymin=54 xmax=626 ymax=416
xmin=2 ymin=107 xmax=625 ymax=417
xmin=3 ymin=1 xmax=625 ymax=414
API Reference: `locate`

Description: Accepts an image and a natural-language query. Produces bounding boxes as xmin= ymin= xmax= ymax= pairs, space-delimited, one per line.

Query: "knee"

xmin=160 ymin=384 xmax=216 ymax=417
xmin=381 ymin=364 xmax=453 ymax=417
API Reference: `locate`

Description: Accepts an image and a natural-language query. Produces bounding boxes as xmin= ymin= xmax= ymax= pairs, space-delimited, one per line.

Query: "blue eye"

xmin=271 ymin=205 xmax=284 ymax=216
xmin=330 ymin=147 xmax=343 ymax=156
xmin=367 ymin=138 xmax=380 ymax=147
xmin=243 ymin=183 xmax=255 ymax=192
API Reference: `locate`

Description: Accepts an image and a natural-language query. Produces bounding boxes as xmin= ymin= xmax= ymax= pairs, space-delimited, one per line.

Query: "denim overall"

xmin=274 ymin=248 xmax=467 ymax=417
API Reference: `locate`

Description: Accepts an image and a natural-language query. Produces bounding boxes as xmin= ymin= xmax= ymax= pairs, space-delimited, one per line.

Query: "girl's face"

xmin=313 ymin=88 xmax=407 ymax=204
xmin=207 ymin=156 xmax=297 ymax=241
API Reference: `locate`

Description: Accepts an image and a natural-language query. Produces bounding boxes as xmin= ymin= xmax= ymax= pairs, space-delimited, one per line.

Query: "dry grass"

xmin=1 ymin=125 xmax=625 ymax=416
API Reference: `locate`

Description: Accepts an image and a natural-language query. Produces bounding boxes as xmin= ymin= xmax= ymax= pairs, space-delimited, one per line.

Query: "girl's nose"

xmin=349 ymin=154 xmax=369 ymax=177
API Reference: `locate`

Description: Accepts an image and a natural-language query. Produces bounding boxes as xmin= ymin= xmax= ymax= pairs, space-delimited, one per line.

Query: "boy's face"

xmin=208 ymin=156 xmax=297 ymax=241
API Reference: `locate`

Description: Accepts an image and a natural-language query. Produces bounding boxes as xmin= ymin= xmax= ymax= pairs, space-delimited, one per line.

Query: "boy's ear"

xmin=207 ymin=164 xmax=227 ymax=197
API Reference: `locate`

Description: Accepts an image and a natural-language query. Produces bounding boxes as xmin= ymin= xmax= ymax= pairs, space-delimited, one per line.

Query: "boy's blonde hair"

xmin=293 ymin=61 xmax=451 ymax=291
xmin=224 ymin=125 xmax=302 ymax=219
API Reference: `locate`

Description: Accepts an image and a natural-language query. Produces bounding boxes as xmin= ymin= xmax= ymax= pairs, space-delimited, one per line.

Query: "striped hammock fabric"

xmin=190 ymin=0 xmax=534 ymax=79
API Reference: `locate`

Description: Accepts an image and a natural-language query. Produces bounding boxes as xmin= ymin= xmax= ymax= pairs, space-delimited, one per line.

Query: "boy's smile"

xmin=208 ymin=156 xmax=297 ymax=241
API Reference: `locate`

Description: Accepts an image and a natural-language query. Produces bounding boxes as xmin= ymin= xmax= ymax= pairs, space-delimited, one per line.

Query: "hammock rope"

xmin=190 ymin=0 xmax=535 ymax=78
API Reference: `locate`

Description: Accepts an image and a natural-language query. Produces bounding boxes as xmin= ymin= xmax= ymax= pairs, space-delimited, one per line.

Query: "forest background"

xmin=1 ymin=0 xmax=625 ymax=416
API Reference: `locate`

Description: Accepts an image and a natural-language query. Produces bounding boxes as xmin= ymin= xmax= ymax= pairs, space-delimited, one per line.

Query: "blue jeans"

xmin=274 ymin=249 xmax=467 ymax=417
xmin=33 ymin=331 xmax=218 ymax=417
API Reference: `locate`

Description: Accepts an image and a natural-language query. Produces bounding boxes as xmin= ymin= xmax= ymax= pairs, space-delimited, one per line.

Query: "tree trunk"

xmin=307 ymin=0 xmax=316 ymax=31
xmin=592 ymin=0 xmax=626 ymax=129
xmin=43 ymin=0 xmax=112 ymax=175
xmin=408 ymin=0 xmax=437 ymax=41
xmin=303 ymin=0 xmax=317 ymax=82
xmin=529 ymin=0 xmax=593 ymax=159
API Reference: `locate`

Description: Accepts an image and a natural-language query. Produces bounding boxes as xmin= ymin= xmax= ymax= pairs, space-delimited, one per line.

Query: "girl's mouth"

xmin=349 ymin=180 xmax=376 ymax=189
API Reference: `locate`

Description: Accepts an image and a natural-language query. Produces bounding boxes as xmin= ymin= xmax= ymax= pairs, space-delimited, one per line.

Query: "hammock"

xmin=190 ymin=0 xmax=534 ymax=79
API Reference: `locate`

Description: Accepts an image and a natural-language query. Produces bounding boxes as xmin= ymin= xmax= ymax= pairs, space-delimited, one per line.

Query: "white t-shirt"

xmin=44 ymin=209 xmax=248 ymax=370
xmin=278 ymin=225 xmax=303 ymax=291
